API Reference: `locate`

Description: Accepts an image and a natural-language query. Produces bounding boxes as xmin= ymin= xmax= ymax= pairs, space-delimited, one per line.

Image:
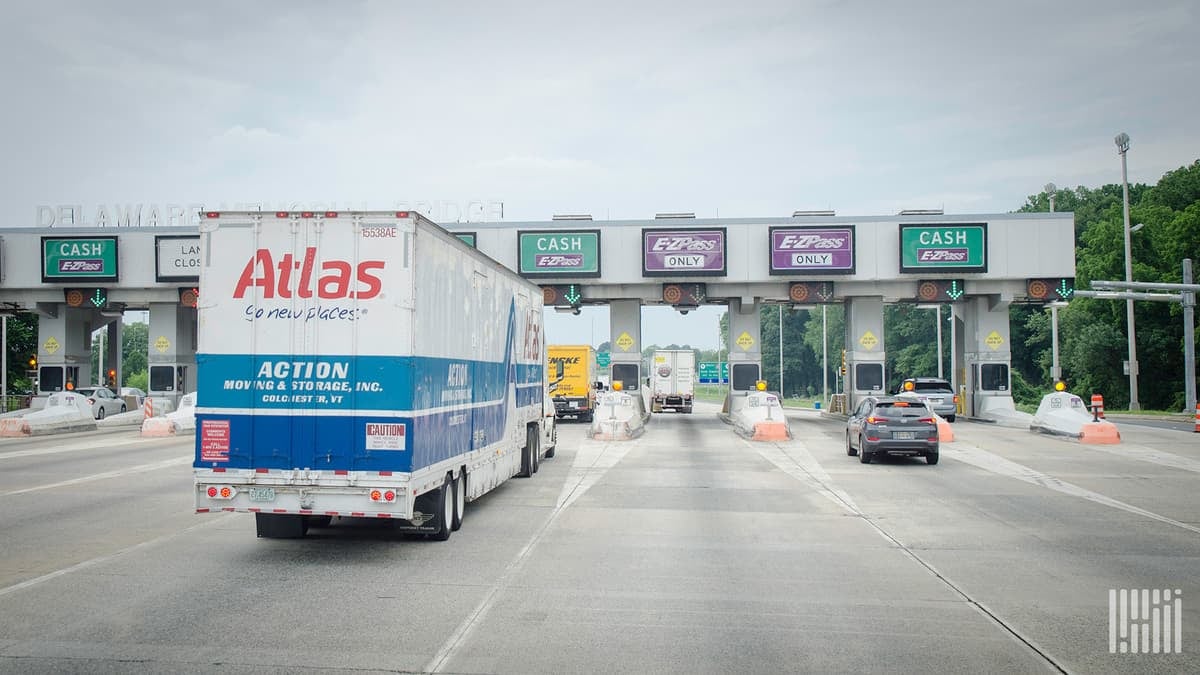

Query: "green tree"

xmin=4 ymin=313 xmax=39 ymax=393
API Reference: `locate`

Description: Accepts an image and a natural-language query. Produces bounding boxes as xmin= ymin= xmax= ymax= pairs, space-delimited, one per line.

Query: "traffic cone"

xmin=1090 ymin=394 xmax=1105 ymax=420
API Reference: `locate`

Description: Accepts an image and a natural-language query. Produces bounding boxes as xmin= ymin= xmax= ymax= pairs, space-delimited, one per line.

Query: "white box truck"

xmin=650 ymin=349 xmax=695 ymax=413
xmin=193 ymin=210 xmax=550 ymax=539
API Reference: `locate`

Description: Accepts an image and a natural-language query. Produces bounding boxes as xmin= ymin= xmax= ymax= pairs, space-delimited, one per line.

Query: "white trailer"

xmin=650 ymin=349 xmax=695 ymax=413
xmin=193 ymin=210 xmax=549 ymax=538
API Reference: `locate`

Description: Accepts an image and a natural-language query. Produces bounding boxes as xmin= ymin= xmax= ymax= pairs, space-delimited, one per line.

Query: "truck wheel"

xmin=430 ymin=475 xmax=453 ymax=541
xmin=582 ymin=412 xmax=594 ymax=423
xmin=530 ymin=428 xmax=540 ymax=474
xmin=518 ymin=426 xmax=536 ymax=477
xmin=544 ymin=428 xmax=556 ymax=458
xmin=451 ymin=472 xmax=465 ymax=531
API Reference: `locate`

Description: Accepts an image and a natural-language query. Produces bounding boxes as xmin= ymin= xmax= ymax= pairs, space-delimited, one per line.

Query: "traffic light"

xmin=662 ymin=283 xmax=706 ymax=306
xmin=915 ymin=279 xmax=967 ymax=302
xmin=787 ymin=281 xmax=835 ymax=304
xmin=64 ymin=287 xmax=109 ymax=308
xmin=28 ymin=356 xmax=36 ymax=369
xmin=541 ymin=284 xmax=583 ymax=308
xmin=179 ymin=287 xmax=199 ymax=308
xmin=107 ymin=369 xmax=117 ymax=387
xmin=1025 ymin=277 xmax=1075 ymax=302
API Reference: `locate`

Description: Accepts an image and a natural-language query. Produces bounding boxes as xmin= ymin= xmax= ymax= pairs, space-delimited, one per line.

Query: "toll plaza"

xmin=0 ymin=209 xmax=1074 ymax=419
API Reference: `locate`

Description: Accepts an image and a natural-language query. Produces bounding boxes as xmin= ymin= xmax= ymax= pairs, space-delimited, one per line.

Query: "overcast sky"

xmin=4 ymin=1 xmax=1197 ymax=348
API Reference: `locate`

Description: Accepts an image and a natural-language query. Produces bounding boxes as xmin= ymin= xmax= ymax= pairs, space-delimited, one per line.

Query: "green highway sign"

xmin=698 ymin=361 xmax=729 ymax=383
xmin=42 ymin=236 xmax=120 ymax=282
xmin=597 ymin=352 xmax=611 ymax=368
xmin=518 ymin=230 xmax=601 ymax=278
xmin=898 ymin=224 xmax=987 ymax=273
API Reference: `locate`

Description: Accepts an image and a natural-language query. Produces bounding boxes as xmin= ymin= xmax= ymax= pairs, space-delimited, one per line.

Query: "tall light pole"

xmin=777 ymin=304 xmax=784 ymax=397
xmin=1116 ymin=132 xmax=1140 ymax=410
xmin=822 ymin=305 xmax=828 ymax=405
xmin=917 ymin=305 xmax=943 ymax=379
xmin=1045 ymin=182 xmax=1057 ymax=213
xmin=1048 ymin=301 xmax=1067 ymax=381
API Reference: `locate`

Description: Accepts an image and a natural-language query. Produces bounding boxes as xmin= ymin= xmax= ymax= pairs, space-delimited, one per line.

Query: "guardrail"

xmin=0 ymin=395 xmax=30 ymax=414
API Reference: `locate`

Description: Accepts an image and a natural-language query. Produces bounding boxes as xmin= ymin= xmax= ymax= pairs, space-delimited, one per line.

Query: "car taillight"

xmin=866 ymin=416 xmax=879 ymax=424
xmin=87 ymin=398 xmax=95 ymax=405
xmin=919 ymin=417 xmax=935 ymax=424
xmin=953 ymin=395 xmax=959 ymax=404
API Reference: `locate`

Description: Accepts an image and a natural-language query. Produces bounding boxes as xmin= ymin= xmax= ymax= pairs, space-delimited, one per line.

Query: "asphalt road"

xmin=0 ymin=410 xmax=1197 ymax=673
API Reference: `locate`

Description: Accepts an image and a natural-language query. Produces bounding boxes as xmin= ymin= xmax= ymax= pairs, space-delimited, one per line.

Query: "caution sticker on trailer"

xmin=365 ymin=422 xmax=406 ymax=451
xmin=200 ymin=420 xmax=231 ymax=462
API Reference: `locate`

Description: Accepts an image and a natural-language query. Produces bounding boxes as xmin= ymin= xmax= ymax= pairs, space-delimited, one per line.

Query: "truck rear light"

xmin=275 ymin=211 xmax=289 ymax=218
xmin=369 ymin=489 xmax=397 ymax=503
xmin=206 ymin=485 xmax=236 ymax=500
xmin=204 ymin=211 xmax=219 ymax=218
xmin=396 ymin=211 xmax=410 ymax=218
xmin=324 ymin=211 xmax=338 ymax=218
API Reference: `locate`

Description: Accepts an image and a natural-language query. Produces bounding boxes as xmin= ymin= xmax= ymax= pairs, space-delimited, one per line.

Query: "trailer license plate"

xmin=893 ymin=431 xmax=915 ymax=440
xmin=249 ymin=488 xmax=276 ymax=502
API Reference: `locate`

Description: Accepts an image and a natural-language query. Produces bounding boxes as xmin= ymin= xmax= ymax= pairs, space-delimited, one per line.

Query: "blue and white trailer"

xmin=193 ymin=210 xmax=549 ymax=539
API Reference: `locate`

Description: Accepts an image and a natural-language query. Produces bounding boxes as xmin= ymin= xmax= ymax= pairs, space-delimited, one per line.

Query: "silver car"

xmin=74 ymin=386 xmax=127 ymax=420
xmin=897 ymin=378 xmax=957 ymax=422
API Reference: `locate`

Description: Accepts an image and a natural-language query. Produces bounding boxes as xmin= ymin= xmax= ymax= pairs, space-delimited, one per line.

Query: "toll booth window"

xmin=150 ymin=365 xmax=175 ymax=391
xmin=854 ymin=363 xmax=884 ymax=391
xmin=980 ymin=363 xmax=1009 ymax=391
xmin=732 ymin=364 xmax=760 ymax=391
xmin=39 ymin=366 xmax=63 ymax=392
xmin=611 ymin=363 xmax=639 ymax=391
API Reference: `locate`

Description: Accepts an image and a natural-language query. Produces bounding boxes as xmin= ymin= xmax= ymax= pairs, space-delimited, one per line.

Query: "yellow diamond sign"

xmin=615 ymin=332 xmax=635 ymax=352
xmin=985 ymin=330 xmax=1005 ymax=350
xmin=735 ymin=331 xmax=755 ymax=350
xmin=43 ymin=337 xmax=61 ymax=354
xmin=858 ymin=331 xmax=879 ymax=350
xmin=154 ymin=336 xmax=172 ymax=353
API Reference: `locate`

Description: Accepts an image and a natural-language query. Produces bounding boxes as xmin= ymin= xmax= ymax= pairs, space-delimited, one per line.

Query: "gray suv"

xmin=896 ymin=378 xmax=956 ymax=422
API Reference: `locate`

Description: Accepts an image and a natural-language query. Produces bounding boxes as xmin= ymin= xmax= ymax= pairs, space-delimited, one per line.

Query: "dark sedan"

xmin=846 ymin=396 xmax=939 ymax=465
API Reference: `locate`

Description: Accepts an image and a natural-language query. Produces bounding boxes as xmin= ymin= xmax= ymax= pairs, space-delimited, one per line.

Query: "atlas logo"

xmin=233 ymin=247 xmax=385 ymax=300
xmin=650 ymin=236 xmax=717 ymax=252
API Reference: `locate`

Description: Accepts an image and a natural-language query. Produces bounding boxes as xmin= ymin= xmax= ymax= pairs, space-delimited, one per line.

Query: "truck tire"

xmin=451 ymin=472 xmax=465 ymax=531
xmin=518 ymin=426 xmax=537 ymax=477
xmin=429 ymin=475 xmax=453 ymax=541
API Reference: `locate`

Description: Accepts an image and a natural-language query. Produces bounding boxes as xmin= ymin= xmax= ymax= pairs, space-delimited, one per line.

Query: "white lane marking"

xmin=750 ymin=437 xmax=862 ymax=514
xmin=554 ymin=437 xmax=639 ymax=511
xmin=427 ymin=437 xmax=640 ymax=674
xmin=945 ymin=444 xmax=1200 ymax=535
xmin=0 ymin=513 xmax=236 ymax=598
xmin=0 ymin=456 xmax=192 ymax=497
xmin=0 ymin=434 xmax=184 ymax=460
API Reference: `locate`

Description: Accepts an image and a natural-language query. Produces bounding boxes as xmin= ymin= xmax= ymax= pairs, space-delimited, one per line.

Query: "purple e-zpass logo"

xmin=644 ymin=230 xmax=726 ymax=274
xmin=59 ymin=259 xmax=104 ymax=273
xmin=649 ymin=235 xmax=717 ymax=252
xmin=918 ymin=248 xmax=968 ymax=262
xmin=535 ymin=254 xmax=583 ymax=267
xmin=770 ymin=228 xmax=854 ymax=272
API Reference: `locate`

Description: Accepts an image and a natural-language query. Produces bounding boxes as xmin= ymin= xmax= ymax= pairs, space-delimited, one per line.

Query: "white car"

xmin=73 ymin=386 xmax=127 ymax=420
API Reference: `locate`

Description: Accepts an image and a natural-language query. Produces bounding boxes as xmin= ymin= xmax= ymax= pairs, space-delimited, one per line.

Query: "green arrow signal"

xmin=946 ymin=280 xmax=964 ymax=300
xmin=563 ymin=285 xmax=582 ymax=305
xmin=1055 ymin=279 xmax=1074 ymax=299
xmin=90 ymin=289 xmax=107 ymax=307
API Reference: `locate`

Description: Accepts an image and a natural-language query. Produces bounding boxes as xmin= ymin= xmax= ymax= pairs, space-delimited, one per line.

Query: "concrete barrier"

xmin=97 ymin=408 xmax=146 ymax=428
xmin=591 ymin=390 xmax=646 ymax=441
xmin=166 ymin=392 xmax=197 ymax=432
xmin=724 ymin=391 xmax=791 ymax=441
xmin=1030 ymin=391 xmax=1120 ymax=444
xmin=0 ymin=392 xmax=97 ymax=437
xmin=975 ymin=396 xmax=1035 ymax=429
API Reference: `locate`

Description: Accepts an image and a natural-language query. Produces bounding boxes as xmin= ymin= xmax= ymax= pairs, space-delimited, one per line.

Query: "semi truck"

xmin=547 ymin=345 xmax=597 ymax=422
xmin=193 ymin=210 xmax=550 ymax=539
xmin=650 ymin=349 xmax=695 ymax=413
